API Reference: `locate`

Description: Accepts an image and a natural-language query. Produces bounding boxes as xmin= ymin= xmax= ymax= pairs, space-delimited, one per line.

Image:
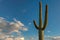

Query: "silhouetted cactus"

xmin=33 ymin=2 xmax=48 ymax=40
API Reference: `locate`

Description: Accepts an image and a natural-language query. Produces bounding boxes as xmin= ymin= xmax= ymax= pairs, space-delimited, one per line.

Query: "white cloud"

xmin=53 ymin=36 xmax=60 ymax=40
xmin=28 ymin=22 xmax=31 ymax=25
xmin=45 ymin=36 xmax=60 ymax=40
xmin=30 ymin=37 xmax=34 ymax=40
xmin=0 ymin=17 xmax=27 ymax=40
xmin=0 ymin=17 xmax=26 ymax=40
xmin=4 ymin=37 xmax=24 ymax=40
xmin=13 ymin=18 xmax=24 ymax=26
xmin=22 ymin=27 xmax=28 ymax=31
xmin=15 ymin=37 xmax=24 ymax=40
xmin=0 ymin=34 xmax=5 ymax=39
xmin=47 ymin=30 xmax=51 ymax=33
xmin=5 ymin=38 xmax=13 ymax=40
xmin=0 ymin=17 xmax=28 ymax=34
xmin=0 ymin=34 xmax=25 ymax=40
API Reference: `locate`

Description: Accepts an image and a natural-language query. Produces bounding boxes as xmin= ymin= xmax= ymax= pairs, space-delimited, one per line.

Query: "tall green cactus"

xmin=33 ymin=2 xmax=48 ymax=40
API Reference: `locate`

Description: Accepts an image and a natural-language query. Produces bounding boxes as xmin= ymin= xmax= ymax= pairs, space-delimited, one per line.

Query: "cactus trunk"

xmin=33 ymin=1 xmax=48 ymax=40
xmin=39 ymin=30 xmax=44 ymax=40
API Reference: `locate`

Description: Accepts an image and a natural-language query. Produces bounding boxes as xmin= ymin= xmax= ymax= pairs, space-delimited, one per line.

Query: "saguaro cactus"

xmin=33 ymin=2 xmax=48 ymax=40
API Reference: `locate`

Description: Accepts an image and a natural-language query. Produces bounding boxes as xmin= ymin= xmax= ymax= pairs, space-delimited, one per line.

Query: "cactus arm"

xmin=42 ymin=4 xmax=48 ymax=30
xmin=33 ymin=20 xmax=39 ymax=29
xmin=39 ymin=2 xmax=42 ymax=28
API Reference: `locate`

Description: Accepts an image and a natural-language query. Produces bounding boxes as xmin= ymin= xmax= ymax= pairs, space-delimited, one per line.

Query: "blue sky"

xmin=0 ymin=0 xmax=60 ymax=40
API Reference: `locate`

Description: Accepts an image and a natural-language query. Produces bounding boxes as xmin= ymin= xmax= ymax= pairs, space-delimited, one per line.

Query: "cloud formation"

xmin=45 ymin=36 xmax=60 ymax=40
xmin=4 ymin=37 xmax=24 ymax=40
xmin=0 ymin=34 xmax=5 ymax=39
xmin=0 ymin=17 xmax=28 ymax=34
xmin=47 ymin=30 xmax=51 ymax=33
xmin=0 ymin=17 xmax=27 ymax=40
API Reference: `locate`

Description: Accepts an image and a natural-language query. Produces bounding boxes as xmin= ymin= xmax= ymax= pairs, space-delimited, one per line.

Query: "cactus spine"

xmin=33 ymin=2 xmax=48 ymax=40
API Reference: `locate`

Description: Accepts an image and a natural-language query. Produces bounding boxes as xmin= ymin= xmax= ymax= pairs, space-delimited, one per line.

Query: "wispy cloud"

xmin=47 ymin=30 xmax=51 ymax=33
xmin=0 ymin=17 xmax=28 ymax=34
xmin=0 ymin=34 xmax=5 ymax=39
xmin=1 ymin=36 xmax=24 ymax=40
xmin=28 ymin=22 xmax=31 ymax=25
xmin=45 ymin=36 xmax=60 ymax=40
xmin=0 ymin=17 xmax=27 ymax=40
